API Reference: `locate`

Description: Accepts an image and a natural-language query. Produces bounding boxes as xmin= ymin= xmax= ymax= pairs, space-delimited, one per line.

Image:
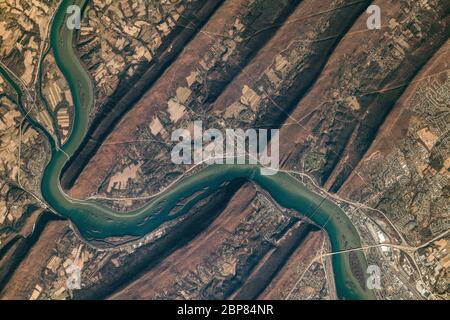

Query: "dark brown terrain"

xmin=0 ymin=0 xmax=448 ymax=300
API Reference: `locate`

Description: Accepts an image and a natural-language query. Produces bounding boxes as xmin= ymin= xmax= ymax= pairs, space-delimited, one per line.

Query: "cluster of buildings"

xmin=416 ymin=238 xmax=449 ymax=297
xmin=287 ymin=261 xmax=330 ymax=300
xmin=334 ymin=0 xmax=449 ymax=298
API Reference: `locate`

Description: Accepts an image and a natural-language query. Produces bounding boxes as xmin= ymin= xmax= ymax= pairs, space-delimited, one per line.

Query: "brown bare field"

xmin=0 ymin=220 xmax=70 ymax=299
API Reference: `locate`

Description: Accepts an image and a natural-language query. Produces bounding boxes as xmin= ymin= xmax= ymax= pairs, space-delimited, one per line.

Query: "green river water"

xmin=2 ymin=0 xmax=375 ymax=300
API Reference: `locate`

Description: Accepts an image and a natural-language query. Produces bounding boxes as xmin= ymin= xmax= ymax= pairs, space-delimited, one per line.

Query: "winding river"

xmin=3 ymin=0 xmax=376 ymax=300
